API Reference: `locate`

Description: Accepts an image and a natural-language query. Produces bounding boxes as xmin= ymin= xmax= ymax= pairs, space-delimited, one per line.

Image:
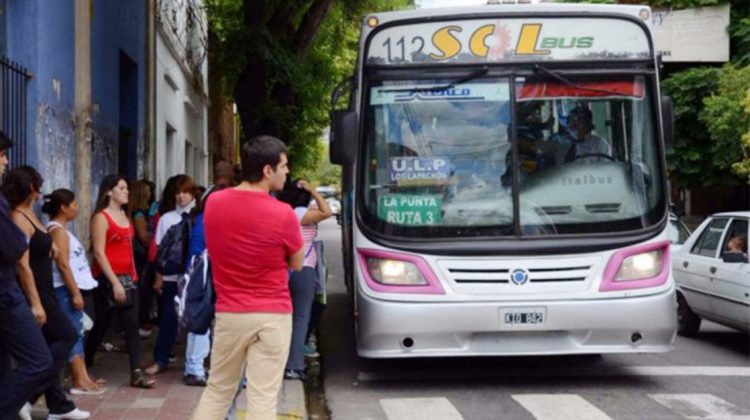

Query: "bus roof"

xmin=360 ymin=4 xmax=654 ymax=66
xmin=364 ymin=3 xmax=652 ymax=25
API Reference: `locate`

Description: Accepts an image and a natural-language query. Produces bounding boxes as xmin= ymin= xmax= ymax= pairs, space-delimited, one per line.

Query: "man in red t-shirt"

xmin=193 ymin=136 xmax=304 ymax=420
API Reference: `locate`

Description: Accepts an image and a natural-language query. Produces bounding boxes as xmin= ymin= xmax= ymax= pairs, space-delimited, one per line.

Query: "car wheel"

xmin=677 ymin=293 xmax=701 ymax=337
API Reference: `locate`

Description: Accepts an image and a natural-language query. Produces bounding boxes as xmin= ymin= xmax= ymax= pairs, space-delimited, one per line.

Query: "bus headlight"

xmin=366 ymin=258 xmax=427 ymax=285
xmin=615 ymin=250 xmax=662 ymax=281
xmin=600 ymin=241 xmax=670 ymax=292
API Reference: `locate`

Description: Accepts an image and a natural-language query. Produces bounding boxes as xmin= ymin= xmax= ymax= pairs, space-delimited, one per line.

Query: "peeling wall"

xmin=35 ymin=104 xmax=76 ymax=192
xmin=6 ymin=0 xmax=77 ymax=194
xmin=5 ymin=0 xmax=148 ymax=213
xmin=91 ymin=124 xmax=119 ymax=189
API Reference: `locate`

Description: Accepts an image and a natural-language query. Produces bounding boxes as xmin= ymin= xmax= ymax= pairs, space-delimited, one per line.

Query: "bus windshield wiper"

xmin=534 ymin=65 xmax=632 ymax=97
xmin=377 ymin=66 xmax=489 ymax=93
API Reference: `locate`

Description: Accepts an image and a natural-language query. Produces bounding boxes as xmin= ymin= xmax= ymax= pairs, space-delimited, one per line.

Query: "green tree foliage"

xmin=701 ymin=65 xmax=750 ymax=183
xmin=736 ymin=90 xmax=750 ymax=180
xmin=296 ymin=141 xmax=342 ymax=187
xmin=658 ymin=0 xmax=749 ymax=188
xmin=205 ymin=0 xmax=413 ymax=176
xmin=662 ymin=68 xmax=721 ymax=187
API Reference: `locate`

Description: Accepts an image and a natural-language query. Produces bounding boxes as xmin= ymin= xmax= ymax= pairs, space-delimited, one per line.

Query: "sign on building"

xmin=652 ymin=4 xmax=730 ymax=63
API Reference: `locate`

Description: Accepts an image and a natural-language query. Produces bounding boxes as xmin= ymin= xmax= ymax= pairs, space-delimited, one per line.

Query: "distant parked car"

xmin=672 ymin=211 xmax=749 ymax=336
xmin=327 ymin=197 xmax=342 ymax=224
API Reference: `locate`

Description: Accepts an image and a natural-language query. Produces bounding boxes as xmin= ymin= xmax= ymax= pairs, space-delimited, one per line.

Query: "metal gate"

xmin=0 ymin=54 xmax=31 ymax=169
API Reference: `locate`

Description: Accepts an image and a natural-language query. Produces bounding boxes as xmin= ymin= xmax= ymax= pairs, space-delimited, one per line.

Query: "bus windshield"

xmin=361 ymin=75 xmax=665 ymax=239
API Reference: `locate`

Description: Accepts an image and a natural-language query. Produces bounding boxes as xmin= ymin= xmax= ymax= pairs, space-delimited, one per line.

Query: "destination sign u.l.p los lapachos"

xmin=367 ymin=18 xmax=650 ymax=65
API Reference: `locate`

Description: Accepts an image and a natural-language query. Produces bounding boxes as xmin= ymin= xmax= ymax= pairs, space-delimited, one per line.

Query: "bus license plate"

xmin=503 ymin=311 xmax=544 ymax=325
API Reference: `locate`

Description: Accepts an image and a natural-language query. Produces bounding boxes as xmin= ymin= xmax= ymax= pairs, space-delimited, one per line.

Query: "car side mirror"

xmin=722 ymin=252 xmax=748 ymax=264
xmin=661 ymin=95 xmax=675 ymax=149
xmin=330 ymin=110 xmax=357 ymax=165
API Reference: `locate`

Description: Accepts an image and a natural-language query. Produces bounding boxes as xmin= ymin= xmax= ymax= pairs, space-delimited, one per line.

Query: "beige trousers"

xmin=191 ymin=312 xmax=292 ymax=420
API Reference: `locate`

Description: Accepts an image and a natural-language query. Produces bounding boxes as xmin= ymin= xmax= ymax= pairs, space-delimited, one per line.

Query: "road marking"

xmin=357 ymin=366 xmax=750 ymax=382
xmin=622 ymin=366 xmax=750 ymax=377
xmin=380 ymin=397 xmax=463 ymax=420
xmin=512 ymin=394 xmax=613 ymax=420
xmin=650 ymin=394 xmax=750 ymax=420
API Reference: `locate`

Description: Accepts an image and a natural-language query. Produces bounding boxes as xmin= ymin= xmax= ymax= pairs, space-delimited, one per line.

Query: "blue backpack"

xmin=156 ymin=214 xmax=191 ymax=275
xmin=177 ymin=250 xmax=215 ymax=334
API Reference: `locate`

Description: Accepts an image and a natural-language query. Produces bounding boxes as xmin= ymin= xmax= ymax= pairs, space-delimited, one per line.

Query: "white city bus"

xmin=330 ymin=3 xmax=677 ymax=358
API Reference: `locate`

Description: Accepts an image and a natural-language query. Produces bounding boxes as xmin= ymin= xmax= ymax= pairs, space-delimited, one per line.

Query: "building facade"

xmin=2 ymin=0 xmax=147 ymax=196
xmin=154 ymin=0 xmax=209 ymax=189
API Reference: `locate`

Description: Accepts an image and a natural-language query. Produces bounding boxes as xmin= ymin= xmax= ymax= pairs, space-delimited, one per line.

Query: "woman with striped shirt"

xmin=277 ymin=179 xmax=331 ymax=380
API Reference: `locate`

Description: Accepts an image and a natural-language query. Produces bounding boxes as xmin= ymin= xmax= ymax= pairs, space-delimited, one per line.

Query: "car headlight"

xmin=615 ymin=250 xmax=662 ymax=281
xmin=366 ymin=257 xmax=427 ymax=285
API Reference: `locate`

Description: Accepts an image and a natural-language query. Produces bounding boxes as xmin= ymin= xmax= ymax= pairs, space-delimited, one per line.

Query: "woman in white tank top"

xmin=42 ymin=189 xmax=104 ymax=395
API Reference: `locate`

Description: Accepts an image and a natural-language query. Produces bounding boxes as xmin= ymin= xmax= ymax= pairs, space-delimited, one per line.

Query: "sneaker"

xmin=70 ymin=386 xmax=107 ymax=395
xmin=138 ymin=328 xmax=153 ymax=338
xmin=101 ymin=342 xmax=120 ymax=352
xmin=283 ymin=369 xmax=306 ymax=381
xmin=183 ymin=374 xmax=207 ymax=387
xmin=47 ymin=407 xmax=90 ymax=419
xmin=18 ymin=403 xmax=32 ymax=420
xmin=303 ymin=343 xmax=319 ymax=358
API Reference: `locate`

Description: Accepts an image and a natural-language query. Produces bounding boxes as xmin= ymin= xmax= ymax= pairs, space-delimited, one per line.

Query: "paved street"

xmin=316 ymin=219 xmax=750 ymax=420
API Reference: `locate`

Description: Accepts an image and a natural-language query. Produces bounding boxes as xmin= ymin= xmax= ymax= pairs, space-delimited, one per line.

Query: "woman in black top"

xmin=3 ymin=166 xmax=89 ymax=420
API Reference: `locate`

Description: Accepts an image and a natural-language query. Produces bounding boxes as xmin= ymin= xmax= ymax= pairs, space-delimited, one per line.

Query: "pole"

xmin=145 ymin=0 xmax=156 ymax=181
xmin=74 ymin=0 xmax=92 ymax=247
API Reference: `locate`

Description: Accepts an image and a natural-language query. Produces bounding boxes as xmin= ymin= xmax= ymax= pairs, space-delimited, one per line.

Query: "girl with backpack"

xmin=181 ymin=184 xmax=226 ymax=387
xmin=42 ymin=189 xmax=104 ymax=395
xmin=277 ymin=179 xmax=332 ymax=380
xmin=146 ymin=175 xmax=198 ymax=375
xmin=85 ymin=174 xmax=155 ymax=389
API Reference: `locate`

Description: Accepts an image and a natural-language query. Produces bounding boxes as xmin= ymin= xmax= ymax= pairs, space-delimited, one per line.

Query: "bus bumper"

xmin=356 ymin=288 xmax=677 ymax=358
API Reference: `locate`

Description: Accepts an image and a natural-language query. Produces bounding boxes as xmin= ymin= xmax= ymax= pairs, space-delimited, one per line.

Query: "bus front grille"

xmin=437 ymin=256 xmax=601 ymax=294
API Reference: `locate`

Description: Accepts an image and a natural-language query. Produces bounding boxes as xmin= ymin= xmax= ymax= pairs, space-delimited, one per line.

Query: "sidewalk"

xmin=29 ymin=333 xmax=307 ymax=419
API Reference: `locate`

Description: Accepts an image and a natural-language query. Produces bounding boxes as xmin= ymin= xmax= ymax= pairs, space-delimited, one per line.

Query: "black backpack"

xmin=177 ymin=250 xmax=215 ymax=334
xmin=156 ymin=214 xmax=191 ymax=275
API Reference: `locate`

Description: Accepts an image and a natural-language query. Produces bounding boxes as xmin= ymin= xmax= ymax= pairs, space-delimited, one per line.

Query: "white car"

xmin=326 ymin=197 xmax=341 ymax=215
xmin=672 ymin=211 xmax=749 ymax=336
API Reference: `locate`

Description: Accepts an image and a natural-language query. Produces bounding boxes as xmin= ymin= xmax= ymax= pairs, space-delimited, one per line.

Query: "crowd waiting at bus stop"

xmin=0 ymin=131 xmax=331 ymax=420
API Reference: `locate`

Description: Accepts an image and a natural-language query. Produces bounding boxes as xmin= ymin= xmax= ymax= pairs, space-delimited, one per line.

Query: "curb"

xmin=276 ymin=379 xmax=308 ymax=419
xmin=232 ymin=379 xmax=307 ymax=420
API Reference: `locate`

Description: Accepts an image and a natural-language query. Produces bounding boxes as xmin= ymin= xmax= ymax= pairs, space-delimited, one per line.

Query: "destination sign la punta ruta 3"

xmin=367 ymin=18 xmax=650 ymax=64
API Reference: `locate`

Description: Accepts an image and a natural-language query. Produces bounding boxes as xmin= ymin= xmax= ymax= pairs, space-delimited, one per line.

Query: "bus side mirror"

xmin=330 ymin=110 xmax=357 ymax=165
xmin=661 ymin=96 xmax=674 ymax=149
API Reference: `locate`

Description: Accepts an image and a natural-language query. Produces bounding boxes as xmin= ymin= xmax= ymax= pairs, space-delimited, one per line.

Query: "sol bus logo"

xmin=428 ymin=23 xmax=594 ymax=61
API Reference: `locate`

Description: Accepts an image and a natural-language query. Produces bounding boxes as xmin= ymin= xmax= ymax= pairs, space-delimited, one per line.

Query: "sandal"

xmin=88 ymin=375 xmax=107 ymax=385
xmin=130 ymin=369 xmax=156 ymax=389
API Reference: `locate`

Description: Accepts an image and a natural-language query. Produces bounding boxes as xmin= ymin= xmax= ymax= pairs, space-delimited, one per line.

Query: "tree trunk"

xmin=233 ymin=0 xmax=335 ymax=144
xmin=293 ymin=0 xmax=335 ymax=56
